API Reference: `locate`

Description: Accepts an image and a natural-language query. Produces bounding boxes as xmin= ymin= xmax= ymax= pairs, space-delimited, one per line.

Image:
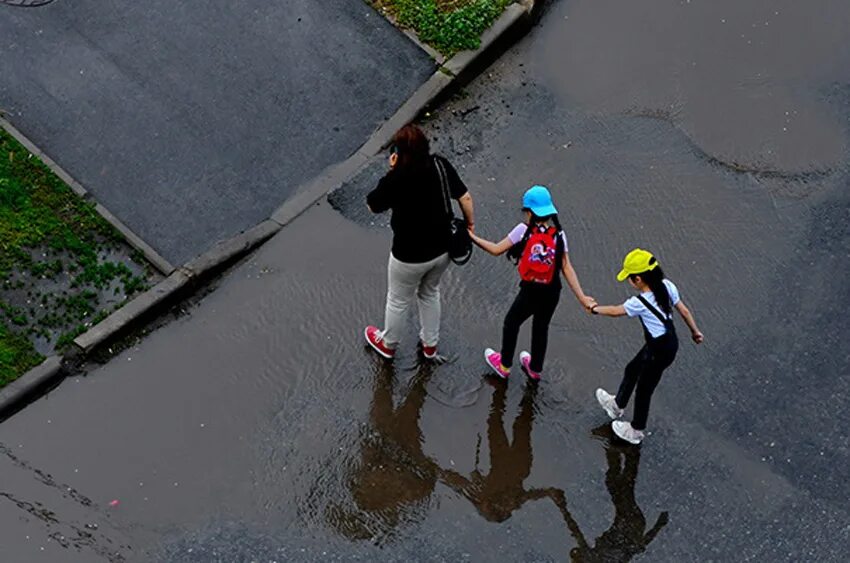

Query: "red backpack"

xmin=518 ymin=225 xmax=560 ymax=284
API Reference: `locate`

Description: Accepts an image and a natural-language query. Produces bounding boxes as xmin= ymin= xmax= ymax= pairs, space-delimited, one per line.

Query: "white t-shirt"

xmin=623 ymin=279 xmax=680 ymax=338
xmin=507 ymin=223 xmax=569 ymax=251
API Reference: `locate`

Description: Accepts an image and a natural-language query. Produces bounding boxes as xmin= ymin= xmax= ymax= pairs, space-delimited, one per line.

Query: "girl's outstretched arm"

xmin=469 ymin=230 xmax=514 ymax=256
xmin=591 ymin=304 xmax=627 ymax=317
xmin=675 ymin=301 xmax=704 ymax=343
xmin=561 ymin=252 xmax=596 ymax=310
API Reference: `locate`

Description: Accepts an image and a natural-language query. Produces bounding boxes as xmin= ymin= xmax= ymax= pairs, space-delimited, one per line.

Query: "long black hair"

xmin=630 ymin=259 xmax=671 ymax=315
xmin=507 ymin=210 xmax=565 ymax=266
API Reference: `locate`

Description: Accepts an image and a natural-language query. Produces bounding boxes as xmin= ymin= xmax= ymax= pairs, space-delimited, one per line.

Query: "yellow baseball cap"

xmin=616 ymin=248 xmax=658 ymax=282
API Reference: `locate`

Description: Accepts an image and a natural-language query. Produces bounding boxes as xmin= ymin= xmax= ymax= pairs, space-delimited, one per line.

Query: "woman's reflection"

xmin=327 ymin=362 xmax=439 ymax=541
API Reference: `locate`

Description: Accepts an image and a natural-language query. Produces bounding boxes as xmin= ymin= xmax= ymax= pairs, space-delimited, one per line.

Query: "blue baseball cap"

xmin=522 ymin=185 xmax=558 ymax=217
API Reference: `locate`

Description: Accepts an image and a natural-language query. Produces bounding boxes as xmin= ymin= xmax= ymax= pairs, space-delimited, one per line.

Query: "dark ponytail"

xmin=631 ymin=260 xmax=671 ymax=315
xmin=506 ymin=212 xmax=565 ymax=265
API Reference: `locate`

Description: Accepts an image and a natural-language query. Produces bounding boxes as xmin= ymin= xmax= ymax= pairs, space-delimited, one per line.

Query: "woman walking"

xmin=468 ymin=185 xmax=595 ymax=381
xmin=591 ymin=249 xmax=704 ymax=444
xmin=364 ymin=125 xmax=474 ymax=360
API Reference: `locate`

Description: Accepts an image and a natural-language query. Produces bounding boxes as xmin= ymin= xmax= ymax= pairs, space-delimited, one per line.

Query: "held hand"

xmin=692 ymin=331 xmax=704 ymax=344
xmin=580 ymin=295 xmax=597 ymax=313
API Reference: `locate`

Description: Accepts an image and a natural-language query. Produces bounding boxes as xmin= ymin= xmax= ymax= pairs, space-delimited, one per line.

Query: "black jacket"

xmin=367 ymin=155 xmax=468 ymax=263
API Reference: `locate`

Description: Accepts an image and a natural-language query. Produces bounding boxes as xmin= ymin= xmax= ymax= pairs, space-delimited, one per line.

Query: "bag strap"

xmin=434 ymin=156 xmax=454 ymax=218
xmin=636 ymin=295 xmax=670 ymax=324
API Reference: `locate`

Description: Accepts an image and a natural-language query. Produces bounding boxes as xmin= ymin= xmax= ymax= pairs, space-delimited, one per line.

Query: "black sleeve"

xmin=366 ymin=171 xmax=396 ymax=213
xmin=438 ymin=157 xmax=469 ymax=199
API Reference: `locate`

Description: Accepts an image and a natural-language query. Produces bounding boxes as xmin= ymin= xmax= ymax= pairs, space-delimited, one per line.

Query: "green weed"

xmin=374 ymin=0 xmax=512 ymax=57
xmin=0 ymin=128 xmax=151 ymax=385
xmin=0 ymin=322 xmax=43 ymax=387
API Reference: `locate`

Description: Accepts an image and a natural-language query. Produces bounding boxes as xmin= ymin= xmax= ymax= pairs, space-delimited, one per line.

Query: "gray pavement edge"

xmin=0 ymin=0 xmax=537 ymax=417
xmin=0 ymin=356 xmax=63 ymax=421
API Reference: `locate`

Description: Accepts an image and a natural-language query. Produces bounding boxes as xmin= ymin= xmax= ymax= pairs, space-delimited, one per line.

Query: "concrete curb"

xmin=0 ymin=116 xmax=176 ymax=276
xmin=271 ymin=152 xmax=370 ymax=226
xmin=442 ymin=3 xmax=529 ymax=77
xmin=0 ymin=0 xmax=539 ymax=417
xmin=0 ymin=356 xmax=64 ymax=421
xmin=73 ymin=220 xmax=281 ymax=355
xmin=360 ymin=1 xmax=535 ymax=156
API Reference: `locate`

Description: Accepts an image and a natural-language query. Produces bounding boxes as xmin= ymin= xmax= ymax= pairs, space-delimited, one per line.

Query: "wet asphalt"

xmin=2 ymin=0 xmax=850 ymax=561
xmin=0 ymin=0 xmax=433 ymax=265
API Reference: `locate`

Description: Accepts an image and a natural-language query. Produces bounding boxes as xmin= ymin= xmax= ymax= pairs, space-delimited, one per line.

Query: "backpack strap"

xmin=636 ymin=295 xmax=670 ymax=324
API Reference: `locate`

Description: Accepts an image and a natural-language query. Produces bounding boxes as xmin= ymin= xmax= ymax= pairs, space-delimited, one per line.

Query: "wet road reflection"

xmin=441 ymin=383 xmax=564 ymax=523
xmin=560 ymin=426 xmax=669 ymax=562
xmin=326 ymin=361 xmax=668 ymax=559
xmin=327 ymin=362 xmax=440 ymax=542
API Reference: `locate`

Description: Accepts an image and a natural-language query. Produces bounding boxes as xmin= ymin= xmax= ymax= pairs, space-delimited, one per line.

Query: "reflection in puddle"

xmin=326 ymin=366 xmax=667 ymax=558
xmin=441 ymin=383 xmax=565 ymax=522
xmin=560 ymin=425 xmax=669 ymax=562
xmin=326 ymin=362 xmax=440 ymax=542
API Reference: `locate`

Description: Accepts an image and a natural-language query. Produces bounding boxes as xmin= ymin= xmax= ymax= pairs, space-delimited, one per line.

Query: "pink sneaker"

xmin=484 ymin=348 xmax=510 ymax=379
xmin=364 ymin=326 xmax=395 ymax=359
xmin=519 ymin=351 xmax=541 ymax=381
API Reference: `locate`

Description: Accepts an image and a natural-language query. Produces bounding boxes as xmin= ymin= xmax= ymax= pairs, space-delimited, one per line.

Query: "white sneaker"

xmin=612 ymin=421 xmax=645 ymax=445
xmin=596 ymin=388 xmax=624 ymax=420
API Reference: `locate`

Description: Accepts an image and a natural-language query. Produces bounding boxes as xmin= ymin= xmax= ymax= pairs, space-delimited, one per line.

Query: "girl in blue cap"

xmin=468 ymin=185 xmax=595 ymax=382
xmin=590 ymin=248 xmax=704 ymax=444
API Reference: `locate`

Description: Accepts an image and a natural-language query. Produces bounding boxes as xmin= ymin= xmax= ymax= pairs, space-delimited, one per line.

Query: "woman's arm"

xmin=675 ymin=301 xmax=704 ymax=343
xmin=561 ymin=252 xmax=596 ymax=310
xmin=591 ymin=304 xmax=627 ymax=317
xmin=366 ymin=173 xmax=394 ymax=214
xmin=469 ymin=231 xmax=514 ymax=256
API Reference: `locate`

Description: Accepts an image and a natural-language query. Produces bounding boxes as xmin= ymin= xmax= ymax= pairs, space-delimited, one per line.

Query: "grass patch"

xmin=0 ymin=323 xmax=43 ymax=387
xmin=373 ymin=0 xmax=512 ymax=57
xmin=0 ymin=129 xmax=116 ymax=277
xmin=0 ymin=126 xmax=153 ymax=386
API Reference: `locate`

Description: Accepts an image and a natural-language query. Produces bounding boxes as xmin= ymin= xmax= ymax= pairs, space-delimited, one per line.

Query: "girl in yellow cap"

xmin=589 ymin=249 xmax=703 ymax=444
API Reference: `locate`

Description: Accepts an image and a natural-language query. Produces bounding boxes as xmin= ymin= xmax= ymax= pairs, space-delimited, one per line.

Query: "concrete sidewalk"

xmin=0 ymin=0 xmax=433 ymax=265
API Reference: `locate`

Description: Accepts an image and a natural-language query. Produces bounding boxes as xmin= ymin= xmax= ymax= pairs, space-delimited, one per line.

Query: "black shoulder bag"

xmin=434 ymin=156 xmax=473 ymax=265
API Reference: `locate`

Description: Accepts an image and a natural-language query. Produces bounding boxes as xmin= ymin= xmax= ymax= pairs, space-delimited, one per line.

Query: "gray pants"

xmin=382 ymin=252 xmax=451 ymax=348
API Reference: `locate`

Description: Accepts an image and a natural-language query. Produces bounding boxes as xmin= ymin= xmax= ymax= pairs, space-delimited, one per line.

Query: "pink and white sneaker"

xmin=484 ymin=348 xmax=510 ymax=379
xmin=519 ymin=351 xmax=541 ymax=381
xmin=364 ymin=326 xmax=395 ymax=359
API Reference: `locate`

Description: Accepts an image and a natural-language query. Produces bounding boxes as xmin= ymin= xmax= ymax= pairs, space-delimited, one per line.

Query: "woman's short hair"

xmin=391 ymin=124 xmax=430 ymax=169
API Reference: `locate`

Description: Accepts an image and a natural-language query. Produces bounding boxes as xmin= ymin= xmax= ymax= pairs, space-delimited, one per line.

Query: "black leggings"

xmin=501 ymin=284 xmax=560 ymax=372
xmin=615 ymin=334 xmax=678 ymax=430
